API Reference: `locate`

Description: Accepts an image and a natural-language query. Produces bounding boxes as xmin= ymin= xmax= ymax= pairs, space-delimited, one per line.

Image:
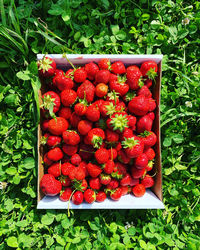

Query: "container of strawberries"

xmin=37 ymin=54 xmax=164 ymax=209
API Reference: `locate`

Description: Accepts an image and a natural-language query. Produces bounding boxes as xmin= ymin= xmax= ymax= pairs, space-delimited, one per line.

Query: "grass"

xmin=0 ymin=0 xmax=200 ymax=249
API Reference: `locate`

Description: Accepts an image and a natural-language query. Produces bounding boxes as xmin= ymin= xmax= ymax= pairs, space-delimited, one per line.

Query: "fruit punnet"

xmin=38 ymin=57 xmax=159 ymax=204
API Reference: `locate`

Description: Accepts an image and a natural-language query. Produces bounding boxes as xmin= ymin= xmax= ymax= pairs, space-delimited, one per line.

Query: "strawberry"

xmin=72 ymin=191 xmax=84 ymax=205
xmin=147 ymin=112 xmax=155 ymax=120
xmin=71 ymin=154 xmax=82 ymax=166
xmin=145 ymin=79 xmax=152 ymax=88
xmin=95 ymin=83 xmax=108 ymax=97
xmin=40 ymin=174 xmax=62 ymax=196
xmin=59 ymin=176 xmax=71 ymax=187
xmin=112 ymin=162 xmax=127 ymax=179
xmin=84 ymin=189 xmax=96 ymax=203
xmin=131 ymin=167 xmax=146 ymax=179
xmin=98 ymin=58 xmax=111 ymax=70
xmin=58 ymin=107 xmax=72 ymax=120
xmin=141 ymin=175 xmax=154 ymax=188
xmin=107 ymin=112 xmax=129 ymax=133
xmin=137 ymin=85 xmax=152 ymax=98
xmin=110 ymin=76 xmax=129 ymax=96
xmin=115 ymin=142 xmax=122 ymax=151
xmin=78 ymin=161 xmax=88 ymax=176
xmin=134 ymin=153 xmax=148 ymax=169
xmin=128 ymin=95 xmax=150 ymax=116
xmin=89 ymin=177 xmax=102 ymax=190
xmin=120 ymin=128 xmax=134 ymax=141
xmin=140 ymin=61 xmax=158 ymax=80
xmin=106 ymin=129 xmax=119 ymax=144
xmin=95 ymin=70 xmax=110 ymax=84
xmin=41 ymin=91 xmax=60 ymax=117
xmin=41 ymin=134 xmax=61 ymax=147
xmin=37 ymin=57 xmax=56 ymax=78
xmin=120 ymin=174 xmax=132 ymax=186
xmin=79 ymin=144 xmax=94 ymax=161
xmin=87 ymin=163 xmax=102 ymax=178
xmin=77 ymin=80 xmax=95 ymax=103
xmin=78 ymin=120 xmax=92 ymax=135
xmin=87 ymin=128 xmax=105 ymax=148
xmin=149 ymin=98 xmax=156 ymax=111
xmin=63 ymin=130 xmax=80 ymax=145
xmin=43 ymin=153 xmax=53 ymax=166
xmin=108 ymin=148 xmax=118 ymax=160
xmin=48 ymin=117 xmax=69 ymax=135
xmin=107 ymin=179 xmax=119 ymax=189
xmin=137 ymin=115 xmax=153 ymax=133
xmin=69 ymin=166 xmax=85 ymax=181
xmin=93 ymin=99 xmax=104 ymax=109
xmin=74 ymin=68 xmax=87 ymax=83
xmin=106 ymin=91 xmax=119 ymax=105
xmin=72 ymin=178 xmax=88 ymax=192
xmin=47 ymin=147 xmax=63 ymax=161
xmin=62 ymin=144 xmax=78 ymax=156
xmin=99 ymin=174 xmax=111 ymax=185
xmin=74 ymin=102 xmax=87 ymax=116
xmin=111 ymin=61 xmax=126 ymax=75
xmin=95 ymin=148 xmax=109 ymax=164
xmin=110 ymin=187 xmax=122 ymax=201
xmin=65 ymin=68 xmax=74 ymax=78
xmin=127 ymin=115 xmax=137 ymax=129
xmin=145 ymin=160 xmax=153 ymax=172
xmin=132 ymin=184 xmax=146 ymax=197
xmin=140 ymin=131 xmax=157 ymax=149
xmin=102 ymin=159 xmax=115 ymax=174
xmin=130 ymin=177 xmax=139 ymax=186
xmin=120 ymin=186 xmax=131 ymax=196
xmin=70 ymin=112 xmax=81 ymax=128
xmin=96 ymin=191 xmax=107 ymax=202
xmin=48 ymin=162 xmax=61 ymax=177
xmin=85 ymin=62 xmax=99 ymax=80
xmin=100 ymin=101 xmax=116 ymax=117
xmin=42 ymin=119 xmax=49 ymax=131
xmin=59 ymin=187 xmax=72 ymax=201
xmin=86 ymin=105 xmax=100 ymax=122
xmin=118 ymin=150 xmax=131 ymax=164
xmin=61 ymin=89 xmax=77 ymax=107
xmin=53 ymin=74 xmax=74 ymax=91
xmin=144 ymin=148 xmax=155 ymax=161
xmin=126 ymin=65 xmax=143 ymax=90
xmin=122 ymin=136 xmax=144 ymax=158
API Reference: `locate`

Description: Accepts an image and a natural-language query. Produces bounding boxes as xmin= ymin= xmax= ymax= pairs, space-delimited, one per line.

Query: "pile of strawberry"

xmin=38 ymin=56 xmax=158 ymax=205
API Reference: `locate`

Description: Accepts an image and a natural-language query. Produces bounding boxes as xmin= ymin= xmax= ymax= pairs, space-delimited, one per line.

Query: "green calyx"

xmin=148 ymin=160 xmax=154 ymax=168
xmin=117 ymin=75 xmax=127 ymax=84
xmin=97 ymin=118 xmax=107 ymax=130
xmin=111 ymin=171 xmax=123 ymax=180
xmin=41 ymin=95 xmax=56 ymax=118
xmin=138 ymin=77 xmax=144 ymax=87
xmin=125 ymin=91 xmax=136 ymax=102
xmin=105 ymin=102 xmax=116 ymax=116
xmin=110 ymin=114 xmax=128 ymax=132
xmin=38 ymin=57 xmax=53 ymax=73
xmin=40 ymin=136 xmax=47 ymax=145
xmin=92 ymin=135 xmax=103 ymax=148
xmin=139 ymin=130 xmax=152 ymax=138
xmin=107 ymin=91 xmax=119 ymax=106
xmin=72 ymin=179 xmax=84 ymax=192
xmin=121 ymin=137 xmax=139 ymax=149
xmin=146 ymin=68 xmax=157 ymax=80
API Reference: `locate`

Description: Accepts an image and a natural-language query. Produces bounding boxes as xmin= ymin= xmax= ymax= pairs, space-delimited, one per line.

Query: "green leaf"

xmin=22 ymin=157 xmax=35 ymax=169
xmin=16 ymin=71 xmax=30 ymax=80
xmin=173 ymin=134 xmax=184 ymax=144
xmin=111 ymin=25 xmax=119 ymax=35
xmin=128 ymin=227 xmax=136 ymax=236
xmin=6 ymin=166 xmax=17 ymax=175
xmin=41 ymin=213 xmax=55 ymax=225
xmin=7 ymin=237 xmax=18 ymax=248
xmin=56 ymin=235 xmax=66 ymax=246
xmin=139 ymin=240 xmax=147 ymax=249
xmin=163 ymin=137 xmax=172 ymax=147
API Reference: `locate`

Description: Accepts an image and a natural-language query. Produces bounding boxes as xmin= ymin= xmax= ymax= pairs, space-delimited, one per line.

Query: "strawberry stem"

xmin=62 ymin=53 xmax=76 ymax=70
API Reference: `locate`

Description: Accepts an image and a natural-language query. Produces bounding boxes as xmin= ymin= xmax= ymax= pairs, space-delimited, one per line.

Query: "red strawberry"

xmin=79 ymin=144 xmax=94 ymax=160
xmin=78 ymin=161 xmax=88 ymax=176
xmin=137 ymin=85 xmax=152 ymax=98
xmin=87 ymin=128 xmax=105 ymax=148
xmin=95 ymin=148 xmax=109 ymax=164
xmin=59 ymin=176 xmax=71 ymax=187
xmin=128 ymin=95 xmax=150 ymax=116
xmin=108 ymin=148 xmax=118 ymax=160
xmin=140 ymin=61 xmax=158 ymax=79
xmin=89 ymin=177 xmax=102 ymax=190
xmin=120 ymin=174 xmax=132 ymax=186
xmin=144 ymin=148 xmax=155 ymax=161
xmin=118 ymin=150 xmax=131 ymax=164
xmin=98 ymin=58 xmax=111 ymax=70
xmin=69 ymin=166 xmax=86 ymax=181
xmin=72 ymin=191 xmax=84 ymax=205
xmin=78 ymin=120 xmax=92 ymax=135
xmin=134 ymin=153 xmax=148 ymax=169
xmin=53 ymin=74 xmax=74 ymax=91
xmin=73 ymin=178 xmax=88 ymax=192
xmin=37 ymin=57 xmax=56 ymax=78
xmin=47 ymin=147 xmax=63 ymax=161
xmin=65 ymin=68 xmax=74 ymax=78
xmin=107 ymin=179 xmax=119 ymax=189
xmin=132 ymin=184 xmax=146 ymax=197
xmin=137 ymin=115 xmax=153 ymax=133
xmin=63 ymin=130 xmax=80 ymax=145
xmin=96 ymin=191 xmax=107 ymax=202
xmin=58 ymin=107 xmax=72 ymax=120
xmin=107 ymin=112 xmax=129 ymax=133
xmin=43 ymin=153 xmax=53 ymax=166
xmin=111 ymin=61 xmax=126 ymax=75
xmin=120 ymin=186 xmax=131 ymax=196
xmin=147 ymin=112 xmax=155 ymax=120
xmin=100 ymin=101 xmax=116 ymax=117
xmin=42 ymin=134 xmax=61 ymax=147
xmin=62 ymin=144 xmax=78 ymax=156
xmin=70 ymin=112 xmax=81 ymax=128
xmin=84 ymin=189 xmax=96 ymax=203
xmin=120 ymin=128 xmax=134 ymax=141
xmin=141 ymin=175 xmax=154 ymax=188
xmin=95 ymin=83 xmax=108 ymax=97
xmin=61 ymin=89 xmax=77 ymax=107
xmin=48 ymin=117 xmax=69 ymax=135
xmin=42 ymin=91 xmax=60 ymax=116
xmin=59 ymin=187 xmax=72 ymax=201
xmin=77 ymin=80 xmax=95 ymax=103
xmin=112 ymin=162 xmax=127 ymax=179
xmin=86 ymin=105 xmax=100 ymax=122
xmin=48 ymin=162 xmax=61 ymax=177
xmin=106 ymin=129 xmax=119 ymax=144
xmin=71 ymin=154 xmax=81 ymax=166
xmin=93 ymin=99 xmax=104 ymax=109
xmin=95 ymin=70 xmax=110 ymax=84
xmin=40 ymin=174 xmax=62 ymax=196
xmin=42 ymin=119 xmax=49 ymax=131
xmin=102 ymin=160 xmax=115 ymax=174
xmin=127 ymin=115 xmax=137 ymax=129
xmin=87 ymin=163 xmax=102 ymax=178
xmin=131 ymin=167 xmax=146 ymax=179
xmin=74 ymin=102 xmax=87 ymax=116
xmin=85 ymin=62 xmax=99 ymax=80
xmin=109 ymin=73 xmax=118 ymax=83
xmin=145 ymin=161 xmax=153 ymax=172
xmin=149 ymin=98 xmax=156 ymax=111
xmin=110 ymin=187 xmax=122 ymax=201
xmin=115 ymin=142 xmax=122 ymax=151
xmin=145 ymin=79 xmax=152 ymax=88
xmin=110 ymin=76 xmax=129 ymax=96
xmin=99 ymin=174 xmax=111 ymax=185
xmin=74 ymin=68 xmax=87 ymax=83
xmin=122 ymin=136 xmax=144 ymax=158
xmin=126 ymin=65 xmax=143 ymax=90
xmin=140 ymin=131 xmax=157 ymax=149
xmin=130 ymin=177 xmax=139 ymax=186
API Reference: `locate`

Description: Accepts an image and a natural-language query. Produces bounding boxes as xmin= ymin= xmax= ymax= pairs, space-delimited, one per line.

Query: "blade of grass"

xmin=9 ymin=5 xmax=21 ymax=35
xmin=0 ymin=0 xmax=6 ymax=26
